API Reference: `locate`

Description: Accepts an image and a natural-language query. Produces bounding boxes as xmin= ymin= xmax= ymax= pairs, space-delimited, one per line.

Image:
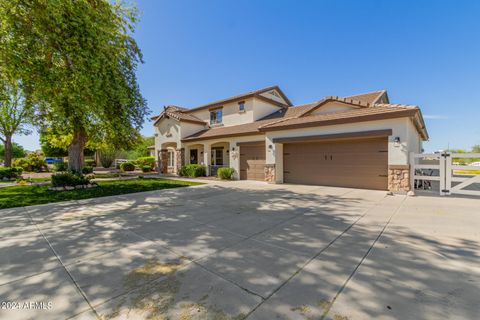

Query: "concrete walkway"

xmin=0 ymin=181 xmax=479 ymax=319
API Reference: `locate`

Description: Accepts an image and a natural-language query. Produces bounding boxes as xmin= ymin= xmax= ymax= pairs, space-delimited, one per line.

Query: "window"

xmin=210 ymin=108 xmax=222 ymax=125
xmin=238 ymin=101 xmax=245 ymax=112
xmin=211 ymin=148 xmax=223 ymax=166
xmin=168 ymin=150 xmax=174 ymax=167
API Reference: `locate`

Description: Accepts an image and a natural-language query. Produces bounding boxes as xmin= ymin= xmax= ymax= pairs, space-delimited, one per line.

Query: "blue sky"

xmin=15 ymin=0 xmax=480 ymax=152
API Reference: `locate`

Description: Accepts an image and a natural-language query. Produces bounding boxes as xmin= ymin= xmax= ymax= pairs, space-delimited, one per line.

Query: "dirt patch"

xmin=101 ymin=259 xmax=187 ymax=320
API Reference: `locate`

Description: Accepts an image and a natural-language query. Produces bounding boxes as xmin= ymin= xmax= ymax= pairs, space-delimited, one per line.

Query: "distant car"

xmin=45 ymin=157 xmax=64 ymax=165
xmin=470 ymin=162 xmax=480 ymax=167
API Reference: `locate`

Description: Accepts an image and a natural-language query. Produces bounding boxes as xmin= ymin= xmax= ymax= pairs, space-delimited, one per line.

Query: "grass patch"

xmin=0 ymin=178 xmax=202 ymax=209
xmin=455 ymin=170 xmax=480 ymax=174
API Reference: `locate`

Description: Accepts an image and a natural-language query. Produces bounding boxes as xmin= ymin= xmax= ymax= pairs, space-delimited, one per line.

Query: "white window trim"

xmin=168 ymin=150 xmax=175 ymax=167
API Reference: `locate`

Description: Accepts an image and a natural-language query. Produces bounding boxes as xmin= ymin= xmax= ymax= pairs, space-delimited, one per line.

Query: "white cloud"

xmin=423 ymin=114 xmax=448 ymax=120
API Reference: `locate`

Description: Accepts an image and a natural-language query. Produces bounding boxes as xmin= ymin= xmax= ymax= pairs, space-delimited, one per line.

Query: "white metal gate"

xmin=410 ymin=152 xmax=480 ymax=196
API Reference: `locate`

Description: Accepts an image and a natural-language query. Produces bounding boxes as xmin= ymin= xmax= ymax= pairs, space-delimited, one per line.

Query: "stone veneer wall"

xmin=264 ymin=164 xmax=275 ymax=183
xmin=175 ymin=148 xmax=185 ymax=174
xmin=160 ymin=149 xmax=168 ymax=174
xmin=388 ymin=165 xmax=410 ymax=193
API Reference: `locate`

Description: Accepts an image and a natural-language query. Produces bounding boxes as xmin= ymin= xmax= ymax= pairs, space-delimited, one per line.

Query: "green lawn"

xmin=0 ymin=178 xmax=203 ymax=209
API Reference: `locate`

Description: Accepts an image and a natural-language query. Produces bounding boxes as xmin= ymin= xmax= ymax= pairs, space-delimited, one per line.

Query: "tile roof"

xmin=153 ymin=106 xmax=206 ymax=125
xmin=183 ymin=85 xmax=292 ymax=113
xmin=343 ymin=90 xmax=387 ymax=104
xmin=259 ymin=104 xmax=419 ymax=131
xmin=181 ymin=118 xmax=276 ymax=142
xmin=176 ymin=90 xmax=428 ymax=142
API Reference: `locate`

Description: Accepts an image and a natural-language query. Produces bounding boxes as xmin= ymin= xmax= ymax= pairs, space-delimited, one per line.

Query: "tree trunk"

xmin=68 ymin=127 xmax=86 ymax=173
xmin=4 ymin=135 xmax=13 ymax=167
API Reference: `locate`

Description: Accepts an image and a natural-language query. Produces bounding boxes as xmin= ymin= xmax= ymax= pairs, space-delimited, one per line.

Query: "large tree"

xmin=0 ymin=79 xmax=34 ymax=166
xmin=0 ymin=0 xmax=148 ymax=171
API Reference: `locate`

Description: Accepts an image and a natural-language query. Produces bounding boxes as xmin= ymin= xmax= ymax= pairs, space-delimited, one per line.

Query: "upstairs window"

xmin=238 ymin=101 xmax=245 ymax=112
xmin=210 ymin=108 xmax=223 ymax=125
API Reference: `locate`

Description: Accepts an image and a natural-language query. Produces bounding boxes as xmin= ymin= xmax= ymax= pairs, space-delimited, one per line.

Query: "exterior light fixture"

xmin=232 ymin=147 xmax=235 ymax=151
xmin=394 ymin=136 xmax=401 ymax=146
xmin=268 ymin=145 xmax=273 ymax=149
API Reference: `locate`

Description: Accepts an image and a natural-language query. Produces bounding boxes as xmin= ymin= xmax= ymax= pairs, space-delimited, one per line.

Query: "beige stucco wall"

xmin=180 ymin=121 xmax=207 ymax=139
xmin=265 ymin=117 xmax=421 ymax=183
xmin=187 ymin=98 xmax=255 ymax=126
xmin=259 ymin=89 xmax=288 ymax=104
xmin=252 ymin=97 xmax=282 ymax=121
xmin=155 ymin=117 xmax=180 ymax=150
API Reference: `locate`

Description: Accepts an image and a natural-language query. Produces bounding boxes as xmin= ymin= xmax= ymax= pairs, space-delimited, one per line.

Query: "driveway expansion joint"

xmin=22 ymin=206 xmax=101 ymax=319
xmin=244 ymin=194 xmax=396 ymax=319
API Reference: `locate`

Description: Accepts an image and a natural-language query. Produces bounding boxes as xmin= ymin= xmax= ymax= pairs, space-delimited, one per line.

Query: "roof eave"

xmin=259 ymin=109 xmax=419 ymax=132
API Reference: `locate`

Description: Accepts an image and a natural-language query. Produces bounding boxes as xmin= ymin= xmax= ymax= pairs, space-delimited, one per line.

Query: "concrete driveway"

xmin=1 ymin=181 xmax=479 ymax=320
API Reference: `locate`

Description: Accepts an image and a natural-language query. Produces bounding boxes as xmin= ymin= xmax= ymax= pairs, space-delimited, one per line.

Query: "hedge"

xmin=136 ymin=156 xmax=155 ymax=169
xmin=51 ymin=172 xmax=91 ymax=187
xmin=179 ymin=164 xmax=206 ymax=177
xmin=0 ymin=167 xmax=23 ymax=180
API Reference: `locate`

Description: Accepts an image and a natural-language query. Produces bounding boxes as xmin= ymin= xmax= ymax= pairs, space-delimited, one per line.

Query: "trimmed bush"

xmin=12 ymin=152 xmax=47 ymax=172
xmin=217 ymin=167 xmax=235 ymax=180
xmin=120 ymin=162 xmax=135 ymax=172
xmin=53 ymin=161 xmax=68 ymax=172
xmin=141 ymin=165 xmax=152 ymax=173
xmin=0 ymin=167 xmax=23 ymax=180
xmin=179 ymin=164 xmax=206 ymax=177
xmin=51 ymin=172 xmax=90 ymax=187
xmin=136 ymin=156 xmax=155 ymax=169
xmin=82 ymin=166 xmax=94 ymax=174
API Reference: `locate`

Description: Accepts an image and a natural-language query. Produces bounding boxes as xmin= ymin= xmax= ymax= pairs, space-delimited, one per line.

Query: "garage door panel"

xmin=240 ymin=145 xmax=266 ymax=181
xmin=284 ymin=137 xmax=388 ymax=190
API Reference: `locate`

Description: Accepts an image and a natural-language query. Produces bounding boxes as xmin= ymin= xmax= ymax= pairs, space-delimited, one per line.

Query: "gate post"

xmin=439 ymin=152 xmax=450 ymax=196
xmin=409 ymin=152 xmax=415 ymax=191
xmin=444 ymin=152 xmax=452 ymax=196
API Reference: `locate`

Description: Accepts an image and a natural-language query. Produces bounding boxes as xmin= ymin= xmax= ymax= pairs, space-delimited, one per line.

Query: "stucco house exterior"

xmin=152 ymin=86 xmax=428 ymax=192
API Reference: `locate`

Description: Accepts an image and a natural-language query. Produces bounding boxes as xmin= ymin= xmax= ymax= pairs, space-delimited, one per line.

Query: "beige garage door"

xmin=240 ymin=145 xmax=266 ymax=181
xmin=283 ymin=137 xmax=388 ymax=190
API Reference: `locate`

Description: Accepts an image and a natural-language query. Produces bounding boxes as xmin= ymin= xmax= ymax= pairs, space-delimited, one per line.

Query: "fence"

xmin=410 ymin=152 xmax=480 ymax=196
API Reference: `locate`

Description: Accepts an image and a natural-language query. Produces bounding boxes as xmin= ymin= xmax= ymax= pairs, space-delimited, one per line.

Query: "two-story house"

xmin=152 ymin=86 xmax=428 ymax=192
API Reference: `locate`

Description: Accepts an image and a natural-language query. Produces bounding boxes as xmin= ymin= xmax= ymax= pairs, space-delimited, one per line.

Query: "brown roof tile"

xmin=153 ymin=107 xmax=206 ymax=125
xmin=260 ymin=104 xmax=419 ymax=131
xmin=178 ymin=91 xmax=427 ymax=142
xmin=183 ymin=85 xmax=292 ymax=113
xmin=343 ymin=90 xmax=387 ymax=104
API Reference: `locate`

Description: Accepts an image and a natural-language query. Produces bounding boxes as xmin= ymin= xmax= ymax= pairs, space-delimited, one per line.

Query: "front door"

xmin=190 ymin=149 xmax=198 ymax=164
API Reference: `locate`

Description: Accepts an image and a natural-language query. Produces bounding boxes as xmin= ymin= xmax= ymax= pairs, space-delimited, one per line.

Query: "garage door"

xmin=283 ymin=137 xmax=388 ymax=190
xmin=240 ymin=145 xmax=265 ymax=180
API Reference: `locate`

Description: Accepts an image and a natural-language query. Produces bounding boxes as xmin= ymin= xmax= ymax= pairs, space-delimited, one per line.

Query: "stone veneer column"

xmin=388 ymin=165 xmax=410 ymax=193
xmin=175 ymin=148 xmax=185 ymax=174
xmin=160 ymin=149 xmax=168 ymax=174
xmin=264 ymin=164 xmax=276 ymax=183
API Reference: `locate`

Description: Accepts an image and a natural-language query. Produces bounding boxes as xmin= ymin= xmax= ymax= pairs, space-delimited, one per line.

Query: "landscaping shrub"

xmin=85 ymin=159 xmax=96 ymax=167
xmin=82 ymin=166 xmax=94 ymax=174
xmin=141 ymin=165 xmax=152 ymax=173
xmin=217 ymin=167 xmax=235 ymax=180
xmin=136 ymin=156 xmax=155 ymax=169
xmin=98 ymin=149 xmax=116 ymax=168
xmin=120 ymin=162 xmax=135 ymax=172
xmin=53 ymin=161 xmax=68 ymax=172
xmin=179 ymin=164 xmax=206 ymax=177
xmin=0 ymin=167 xmax=23 ymax=180
xmin=12 ymin=152 xmax=47 ymax=172
xmin=51 ymin=172 xmax=90 ymax=187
